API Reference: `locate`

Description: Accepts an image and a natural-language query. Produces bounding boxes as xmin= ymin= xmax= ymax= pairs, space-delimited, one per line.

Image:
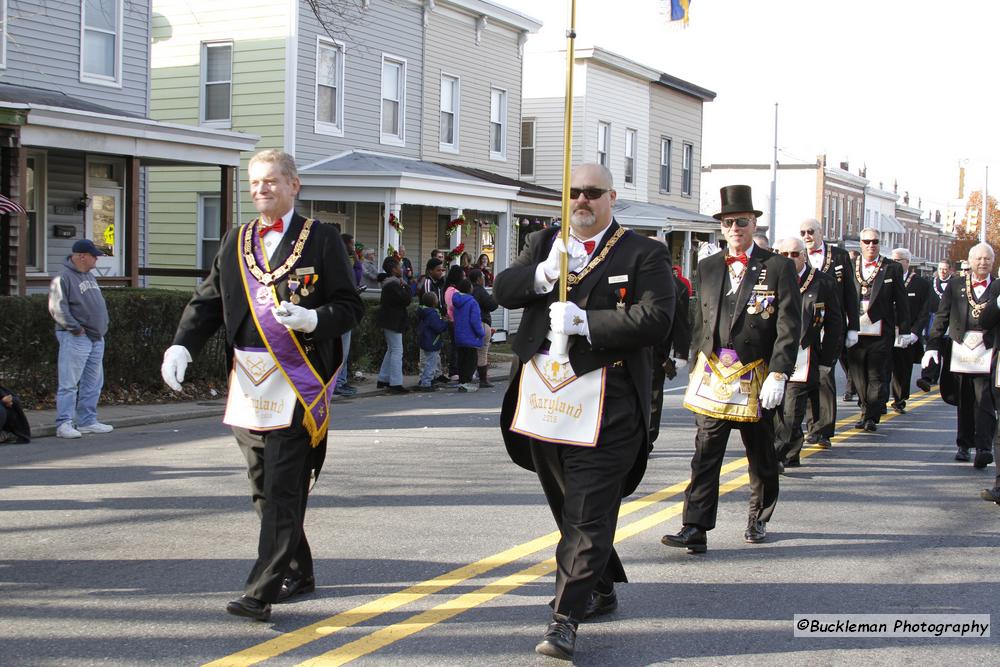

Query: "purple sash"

xmin=237 ymin=221 xmax=332 ymax=446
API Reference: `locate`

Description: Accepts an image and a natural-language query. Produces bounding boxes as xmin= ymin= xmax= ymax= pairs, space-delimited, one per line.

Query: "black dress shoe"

xmin=583 ymin=589 xmax=618 ymax=620
xmin=854 ymin=419 xmax=866 ymax=429
xmin=816 ymin=437 xmax=832 ymax=449
xmin=376 ymin=381 xmax=389 ymax=388
xmin=661 ymin=525 xmax=707 ymax=553
xmin=916 ymin=378 xmax=932 ymax=392
xmin=843 ymin=392 xmax=855 ymax=402
xmin=880 ymin=405 xmax=888 ymax=415
xmin=955 ymin=449 xmax=971 ymax=462
xmin=805 ymin=433 xmax=820 ymax=445
xmin=785 ymin=458 xmax=801 ymax=467
xmin=864 ymin=420 xmax=877 ymax=432
xmin=892 ymin=403 xmax=906 ymax=414
xmin=980 ymin=487 xmax=1000 ymax=504
xmin=226 ymin=595 xmax=271 ymax=621
xmin=744 ymin=518 xmax=767 ymax=543
xmin=535 ymin=613 xmax=577 ymax=661
xmin=276 ymin=575 xmax=316 ymax=603
xmin=387 ymin=385 xmax=410 ymax=394
xmin=974 ymin=450 xmax=994 ymax=469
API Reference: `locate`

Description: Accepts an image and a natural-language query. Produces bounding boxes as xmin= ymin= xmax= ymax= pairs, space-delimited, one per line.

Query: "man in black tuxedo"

xmin=800 ymin=219 xmax=859 ymax=448
xmin=917 ymin=259 xmax=955 ymax=392
xmin=889 ymin=248 xmax=931 ymax=413
xmin=661 ymin=185 xmax=800 ymax=553
xmin=772 ymin=236 xmax=843 ymax=470
xmin=924 ymin=243 xmax=1000 ymax=470
xmin=495 ymin=163 xmax=674 ymax=661
xmin=847 ymin=228 xmax=910 ymax=432
xmin=160 ymin=150 xmax=364 ymax=622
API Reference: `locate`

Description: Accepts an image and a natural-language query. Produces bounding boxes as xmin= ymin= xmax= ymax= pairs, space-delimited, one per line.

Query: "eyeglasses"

xmin=569 ymin=187 xmax=609 ymax=201
xmin=779 ymin=251 xmax=802 ymax=258
xmin=721 ymin=217 xmax=754 ymax=228
xmin=799 ymin=229 xmax=817 ymax=236
xmin=860 ymin=239 xmax=880 ymax=245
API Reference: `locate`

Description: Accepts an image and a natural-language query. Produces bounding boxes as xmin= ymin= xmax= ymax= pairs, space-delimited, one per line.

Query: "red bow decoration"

xmin=725 ymin=253 xmax=748 ymax=266
xmin=865 ymin=260 xmax=879 ymax=268
xmin=258 ymin=218 xmax=283 ymax=236
xmin=809 ymin=249 xmax=823 ymax=255
xmin=582 ymin=240 xmax=596 ymax=254
xmin=973 ymin=280 xmax=988 ymax=289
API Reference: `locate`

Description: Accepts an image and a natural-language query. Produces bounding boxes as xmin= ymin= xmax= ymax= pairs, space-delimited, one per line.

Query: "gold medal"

xmin=290 ymin=293 xmax=301 ymax=305
xmin=761 ymin=310 xmax=771 ymax=320
xmin=300 ymin=286 xmax=310 ymax=297
xmin=861 ymin=286 xmax=869 ymax=296
xmin=766 ymin=305 xmax=775 ymax=314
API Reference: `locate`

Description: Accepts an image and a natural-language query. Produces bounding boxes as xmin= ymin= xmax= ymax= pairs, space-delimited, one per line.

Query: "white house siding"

xmin=647 ymin=85 xmax=703 ymax=208
xmin=294 ymin=0 xmax=423 ymax=165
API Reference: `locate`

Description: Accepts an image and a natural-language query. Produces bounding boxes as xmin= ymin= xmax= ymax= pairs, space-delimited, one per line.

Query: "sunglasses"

xmin=799 ymin=229 xmax=817 ymax=236
xmin=569 ymin=187 xmax=609 ymax=201
xmin=780 ymin=251 xmax=802 ymax=258
xmin=721 ymin=217 xmax=754 ymax=228
xmin=860 ymin=239 xmax=880 ymax=245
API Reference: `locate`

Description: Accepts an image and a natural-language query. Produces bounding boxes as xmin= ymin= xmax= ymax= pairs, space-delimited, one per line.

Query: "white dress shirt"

xmin=260 ymin=209 xmax=294 ymax=263
xmin=808 ymin=242 xmax=826 ymax=270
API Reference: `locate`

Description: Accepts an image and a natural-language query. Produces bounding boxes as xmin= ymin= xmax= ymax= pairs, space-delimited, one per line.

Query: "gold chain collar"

xmin=566 ymin=226 xmax=627 ymax=289
xmin=854 ymin=254 xmax=882 ymax=289
xmin=241 ymin=218 xmax=313 ymax=286
xmin=799 ymin=266 xmax=817 ymax=294
xmin=966 ymin=273 xmax=990 ymax=318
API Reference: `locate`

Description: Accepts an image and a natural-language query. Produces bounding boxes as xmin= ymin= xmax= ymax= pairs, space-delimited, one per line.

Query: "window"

xmin=682 ymin=142 xmax=693 ymax=196
xmin=624 ymin=129 xmax=637 ymax=185
xmin=198 ymin=194 xmax=222 ymax=271
xmin=490 ymin=87 xmax=507 ymax=159
xmin=597 ymin=122 xmax=610 ymax=167
xmin=201 ymin=42 xmax=232 ymax=127
xmin=380 ymin=56 xmax=406 ymax=144
xmin=440 ymin=74 xmax=459 ymax=151
xmin=81 ymin=0 xmax=122 ymax=85
xmin=315 ymin=38 xmax=344 ymax=135
xmin=26 ymin=153 xmax=45 ymax=272
xmin=520 ymin=119 xmax=536 ymax=178
xmin=659 ymin=137 xmax=671 ymax=192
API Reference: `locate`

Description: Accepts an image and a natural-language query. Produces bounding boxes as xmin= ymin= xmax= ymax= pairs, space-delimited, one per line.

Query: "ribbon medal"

xmin=288 ymin=278 xmax=301 ymax=304
xmin=616 ymin=287 xmax=627 ymax=311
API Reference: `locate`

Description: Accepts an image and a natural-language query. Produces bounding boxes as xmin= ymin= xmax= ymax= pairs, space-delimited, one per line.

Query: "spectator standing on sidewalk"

xmin=451 ymin=278 xmax=484 ymax=392
xmin=444 ymin=265 xmax=466 ymax=383
xmin=469 ymin=268 xmax=498 ymax=388
xmin=0 ymin=385 xmax=31 ymax=444
xmin=415 ymin=292 xmax=448 ymax=391
xmin=376 ymin=256 xmax=412 ymax=394
xmin=334 ymin=233 xmax=363 ymax=397
xmin=47 ymin=239 xmax=113 ymax=439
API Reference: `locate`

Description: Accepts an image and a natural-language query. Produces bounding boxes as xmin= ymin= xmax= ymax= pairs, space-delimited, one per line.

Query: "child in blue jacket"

xmin=451 ymin=278 xmax=485 ymax=392
xmin=416 ymin=292 xmax=449 ymax=391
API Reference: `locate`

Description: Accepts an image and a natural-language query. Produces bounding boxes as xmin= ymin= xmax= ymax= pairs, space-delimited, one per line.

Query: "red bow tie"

xmin=973 ymin=280 xmax=988 ymax=289
xmin=865 ymin=261 xmax=879 ymax=268
xmin=582 ymin=239 xmax=596 ymax=254
xmin=809 ymin=249 xmax=823 ymax=255
xmin=725 ymin=253 xmax=748 ymax=266
xmin=258 ymin=218 xmax=284 ymax=236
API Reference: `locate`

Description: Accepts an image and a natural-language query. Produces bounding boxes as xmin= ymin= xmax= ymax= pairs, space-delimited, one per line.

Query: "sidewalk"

xmin=24 ymin=359 xmax=514 ymax=439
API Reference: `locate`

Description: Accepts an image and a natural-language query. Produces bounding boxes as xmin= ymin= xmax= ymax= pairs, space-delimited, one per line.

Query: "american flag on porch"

xmin=0 ymin=193 xmax=25 ymax=215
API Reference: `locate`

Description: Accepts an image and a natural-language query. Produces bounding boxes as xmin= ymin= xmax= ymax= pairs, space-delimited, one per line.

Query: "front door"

xmin=88 ymin=188 xmax=123 ymax=277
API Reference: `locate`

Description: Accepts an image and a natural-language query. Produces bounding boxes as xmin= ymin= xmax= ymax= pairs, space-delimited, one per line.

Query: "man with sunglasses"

xmin=495 ymin=163 xmax=674 ymax=661
xmin=662 ymin=185 xmax=800 ymax=553
xmin=888 ymin=248 xmax=931 ymax=414
xmin=798 ymin=219 xmax=858 ymax=448
xmin=848 ymin=228 xmax=910 ymax=432
xmin=772 ymin=236 xmax=843 ymax=471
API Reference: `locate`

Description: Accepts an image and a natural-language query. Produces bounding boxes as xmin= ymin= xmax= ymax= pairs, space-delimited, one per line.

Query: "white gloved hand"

xmin=671 ymin=357 xmax=688 ymax=370
xmin=540 ymin=237 xmax=588 ymax=281
xmin=698 ymin=242 xmax=722 ymax=262
xmin=272 ymin=301 xmax=318 ymax=333
xmin=845 ymin=330 xmax=859 ymax=348
xmin=760 ymin=372 xmax=786 ymax=410
xmin=161 ymin=345 xmax=193 ymax=392
xmin=921 ymin=350 xmax=939 ymax=368
xmin=893 ymin=335 xmax=906 ymax=348
xmin=549 ymin=301 xmax=589 ymax=337
xmin=903 ymin=333 xmax=919 ymax=347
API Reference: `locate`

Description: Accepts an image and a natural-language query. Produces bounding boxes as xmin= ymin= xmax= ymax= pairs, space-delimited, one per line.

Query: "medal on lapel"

xmin=616 ymin=287 xmax=626 ymax=311
xmin=288 ymin=277 xmax=301 ymax=304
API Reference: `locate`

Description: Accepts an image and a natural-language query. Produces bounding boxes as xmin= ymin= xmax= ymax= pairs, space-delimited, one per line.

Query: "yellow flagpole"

xmin=558 ymin=0 xmax=577 ymax=305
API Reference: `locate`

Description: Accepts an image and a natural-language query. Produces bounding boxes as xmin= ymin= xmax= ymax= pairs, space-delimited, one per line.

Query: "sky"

xmin=499 ymin=0 xmax=999 ymax=213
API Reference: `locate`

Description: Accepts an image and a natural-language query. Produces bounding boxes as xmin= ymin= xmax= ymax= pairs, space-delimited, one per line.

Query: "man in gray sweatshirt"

xmin=47 ymin=239 xmax=112 ymax=439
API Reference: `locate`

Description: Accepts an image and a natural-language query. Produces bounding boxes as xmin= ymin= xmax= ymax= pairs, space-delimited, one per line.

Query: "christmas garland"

xmin=446 ymin=214 xmax=466 ymax=235
xmin=447 ymin=242 xmax=465 ymax=262
xmin=388 ymin=212 xmax=403 ymax=233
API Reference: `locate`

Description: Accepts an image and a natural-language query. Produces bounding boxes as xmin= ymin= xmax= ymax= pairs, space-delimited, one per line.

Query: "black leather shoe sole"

xmin=916 ymin=379 xmax=932 ymax=392
xmin=226 ymin=597 xmax=271 ymax=621
xmin=864 ymin=421 xmax=877 ymax=432
xmin=854 ymin=420 xmax=866 ymax=429
xmin=660 ymin=536 xmax=707 ymax=553
xmin=744 ymin=532 xmax=767 ymax=544
xmin=974 ymin=451 xmax=994 ymax=469
xmin=535 ymin=639 xmax=573 ymax=661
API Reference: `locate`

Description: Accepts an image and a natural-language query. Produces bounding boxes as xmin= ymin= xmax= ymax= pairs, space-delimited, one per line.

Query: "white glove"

xmin=845 ymin=330 xmax=859 ymax=349
xmin=902 ymin=333 xmax=918 ymax=347
xmin=893 ymin=335 xmax=905 ymax=348
xmin=921 ymin=350 xmax=939 ymax=368
xmin=760 ymin=372 xmax=786 ymax=410
xmin=540 ymin=237 xmax=588 ymax=281
xmin=671 ymin=357 xmax=688 ymax=369
xmin=549 ymin=301 xmax=589 ymax=337
xmin=698 ymin=242 xmax=721 ymax=262
xmin=272 ymin=301 xmax=318 ymax=333
xmin=161 ymin=345 xmax=193 ymax=392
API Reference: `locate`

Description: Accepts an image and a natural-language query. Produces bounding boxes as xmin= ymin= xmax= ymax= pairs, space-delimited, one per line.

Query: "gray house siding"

xmin=295 ymin=0 xmax=424 ymax=165
xmin=4 ymin=0 xmax=150 ymax=117
xmin=521 ymin=96 xmax=584 ymax=192
xmin=646 ymin=85 xmax=704 ymax=208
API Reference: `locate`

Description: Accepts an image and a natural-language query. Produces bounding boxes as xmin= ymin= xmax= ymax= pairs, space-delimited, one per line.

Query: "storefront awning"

xmin=879 ymin=213 xmax=906 ymax=234
xmin=612 ymin=198 xmax=718 ymax=232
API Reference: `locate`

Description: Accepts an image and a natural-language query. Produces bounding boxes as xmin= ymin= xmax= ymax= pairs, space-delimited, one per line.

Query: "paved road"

xmin=2 ymin=372 xmax=997 ymax=666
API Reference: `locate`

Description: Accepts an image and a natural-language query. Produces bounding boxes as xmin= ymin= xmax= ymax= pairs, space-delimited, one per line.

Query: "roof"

xmin=613 ymin=198 xmax=718 ymax=231
xmin=0 ymin=82 xmax=144 ymax=118
xmin=436 ymin=162 xmax=561 ymax=200
xmin=879 ymin=213 xmax=906 ymax=234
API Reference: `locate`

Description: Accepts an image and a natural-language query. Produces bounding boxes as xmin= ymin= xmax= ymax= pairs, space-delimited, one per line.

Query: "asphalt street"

xmin=1 ymin=369 xmax=998 ymax=666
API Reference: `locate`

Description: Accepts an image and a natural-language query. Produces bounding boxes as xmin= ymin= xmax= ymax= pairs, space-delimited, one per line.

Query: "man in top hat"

xmin=888 ymin=248 xmax=931 ymax=414
xmin=47 ymin=239 xmax=113 ymax=439
xmin=917 ymin=259 xmax=955 ymax=392
xmin=772 ymin=236 xmax=843 ymax=470
xmin=661 ymin=185 xmax=800 ymax=552
xmin=846 ymin=228 xmax=910 ymax=432
xmin=495 ymin=162 xmax=674 ymax=661
xmin=798 ymin=219 xmax=859 ymax=448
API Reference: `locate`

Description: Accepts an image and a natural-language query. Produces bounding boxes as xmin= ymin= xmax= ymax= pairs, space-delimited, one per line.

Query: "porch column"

xmin=219 ymin=165 xmax=235 ymax=237
xmin=682 ymin=230 xmax=692 ymax=277
xmin=496 ymin=209 xmax=509 ymax=272
xmin=384 ymin=201 xmax=401 ymax=257
xmin=448 ymin=208 xmax=463 ymax=265
xmin=126 ymin=157 xmax=139 ymax=287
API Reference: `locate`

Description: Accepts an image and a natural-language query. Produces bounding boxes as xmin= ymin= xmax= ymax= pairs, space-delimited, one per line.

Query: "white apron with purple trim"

xmin=224 ymin=347 xmax=297 ymax=430
xmin=683 ymin=348 xmax=766 ymax=422
xmin=510 ymin=350 xmax=606 ymax=447
xmin=951 ymin=331 xmax=991 ymax=374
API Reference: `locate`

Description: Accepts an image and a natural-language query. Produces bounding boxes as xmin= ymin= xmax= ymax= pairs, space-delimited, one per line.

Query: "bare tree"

xmin=305 ymin=0 xmax=370 ymax=42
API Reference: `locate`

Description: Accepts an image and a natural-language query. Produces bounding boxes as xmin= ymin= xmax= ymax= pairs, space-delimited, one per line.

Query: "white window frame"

xmin=0 ymin=0 xmax=8 ymax=70
xmin=379 ymin=54 xmax=406 ymax=146
xmin=314 ymin=37 xmax=345 ymax=137
xmin=681 ymin=142 xmax=693 ymax=196
xmin=489 ymin=87 xmax=508 ymax=161
xmin=79 ymin=0 xmax=123 ymax=87
xmin=520 ymin=118 xmax=536 ymax=179
xmin=439 ymin=73 xmax=460 ymax=153
xmin=200 ymin=41 xmax=233 ymax=129
xmin=659 ymin=136 xmax=672 ymax=193
xmin=624 ymin=128 xmax=637 ymax=186
xmin=597 ymin=121 xmax=610 ymax=167
xmin=197 ymin=193 xmax=222 ymax=271
xmin=25 ymin=151 xmax=47 ymax=273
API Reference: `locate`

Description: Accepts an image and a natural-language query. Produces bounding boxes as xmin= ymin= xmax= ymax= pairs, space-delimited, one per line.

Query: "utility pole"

xmin=768 ymin=103 xmax=778 ymax=246
xmin=982 ymin=165 xmax=989 ymax=245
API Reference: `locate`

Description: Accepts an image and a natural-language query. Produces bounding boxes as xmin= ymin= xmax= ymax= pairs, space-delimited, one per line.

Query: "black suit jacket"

xmin=813 ymin=243 xmax=860 ymax=332
xmin=798 ymin=267 xmax=844 ymax=376
xmin=928 ymin=276 xmax=1000 ymax=353
xmin=495 ymin=220 xmax=675 ymax=496
xmin=849 ymin=256 xmax=910 ymax=337
xmin=664 ymin=276 xmax=691 ymax=360
xmin=691 ymin=246 xmax=801 ymax=375
xmin=904 ymin=274 xmax=931 ymax=336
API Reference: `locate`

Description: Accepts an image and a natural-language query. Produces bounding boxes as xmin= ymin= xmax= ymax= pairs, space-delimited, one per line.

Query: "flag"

xmin=0 ymin=193 xmax=25 ymax=215
xmin=670 ymin=0 xmax=691 ymax=25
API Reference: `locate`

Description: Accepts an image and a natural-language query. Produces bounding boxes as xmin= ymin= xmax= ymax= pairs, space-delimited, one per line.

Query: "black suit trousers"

xmin=683 ymin=411 xmax=780 ymax=531
xmin=233 ymin=402 xmax=314 ymax=602
xmin=776 ymin=380 xmax=812 ymax=463
xmin=848 ymin=334 xmax=891 ymax=423
xmin=529 ymin=369 xmax=642 ymax=620
xmin=891 ymin=347 xmax=914 ymax=405
xmin=806 ymin=365 xmax=838 ymax=439
xmin=955 ymin=373 xmax=997 ymax=453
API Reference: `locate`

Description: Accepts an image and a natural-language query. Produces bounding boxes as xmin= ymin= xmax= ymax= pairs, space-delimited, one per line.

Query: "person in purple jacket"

xmin=451 ymin=278 xmax=484 ymax=392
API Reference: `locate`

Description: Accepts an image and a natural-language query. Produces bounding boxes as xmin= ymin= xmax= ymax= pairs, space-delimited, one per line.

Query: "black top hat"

xmin=713 ymin=185 xmax=763 ymax=220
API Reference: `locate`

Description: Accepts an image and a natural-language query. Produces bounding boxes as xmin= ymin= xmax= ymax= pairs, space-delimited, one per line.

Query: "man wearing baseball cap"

xmin=47 ymin=239 xmax=112 ymax=439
